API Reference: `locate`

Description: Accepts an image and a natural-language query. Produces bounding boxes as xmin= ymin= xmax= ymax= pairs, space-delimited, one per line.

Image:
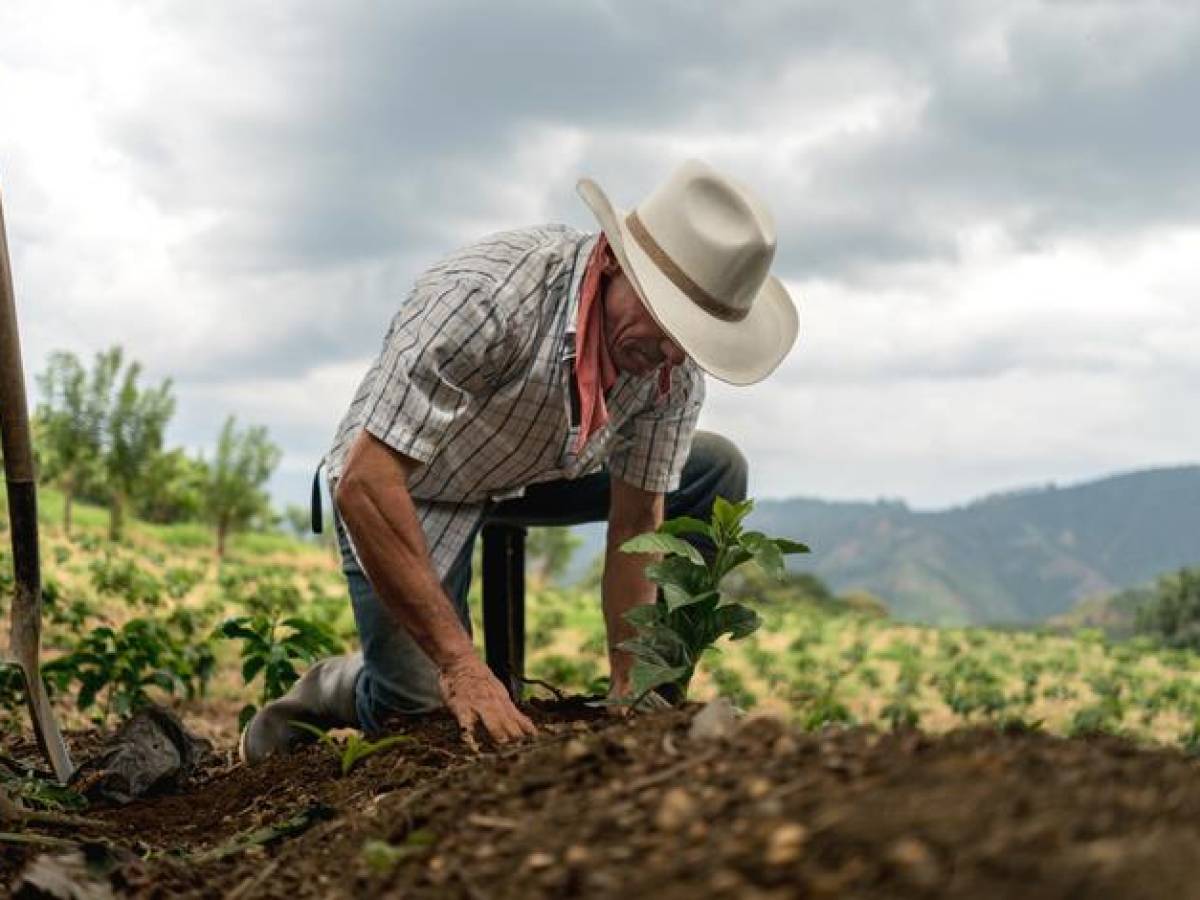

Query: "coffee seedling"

xmin=618 ymin=496 xmax=809 ymax=704
xmin=216 ymin=613 xmax=343 ymax=731
xmin=291 ymin=722 xmax=411 ymax=776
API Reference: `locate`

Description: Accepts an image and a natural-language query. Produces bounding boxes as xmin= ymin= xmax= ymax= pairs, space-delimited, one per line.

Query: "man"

xmin=240 ymin=159 xmax=799 ymax=761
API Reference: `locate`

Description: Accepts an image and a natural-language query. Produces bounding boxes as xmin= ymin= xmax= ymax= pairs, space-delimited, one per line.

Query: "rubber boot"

xmin=239 ymin=652 xmax=363 ymax=765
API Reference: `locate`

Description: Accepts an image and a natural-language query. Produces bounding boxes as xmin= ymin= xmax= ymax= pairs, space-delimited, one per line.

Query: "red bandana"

xmin=574 ymin=236 xmax=673 ymax=452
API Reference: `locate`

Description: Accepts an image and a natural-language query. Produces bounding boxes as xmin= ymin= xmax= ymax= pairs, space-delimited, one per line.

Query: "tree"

xmin=525 ymin=527 xmax=582 ymax=588
xmin=1135 ymin=568 xmax=1200 ymax=650
xmin=202 ymin=416 xmax=281 ymax=558
xmin=133 ymin=448 xmax=208 ymax=523
xmin=104 ymin=354 xmax=175 ymax=541
xmin=34 ymin=348 xmax=121 ymax=535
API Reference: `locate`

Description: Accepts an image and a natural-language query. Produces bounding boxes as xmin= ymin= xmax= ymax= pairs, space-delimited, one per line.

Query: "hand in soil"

xmin=438 ymin=653 xmax=536 ymax=749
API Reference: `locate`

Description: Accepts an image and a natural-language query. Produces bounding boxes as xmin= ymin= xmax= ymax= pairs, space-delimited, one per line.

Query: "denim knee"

xmin=692 ymin=431 xmax=748 ymax=504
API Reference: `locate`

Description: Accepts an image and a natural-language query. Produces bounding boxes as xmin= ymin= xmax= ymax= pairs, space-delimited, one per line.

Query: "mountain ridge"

xmin=567 ymin=464 xmax=1200 ymax=625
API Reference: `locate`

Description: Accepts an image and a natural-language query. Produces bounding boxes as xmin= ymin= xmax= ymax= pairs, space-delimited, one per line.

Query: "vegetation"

xmin=7 ymin=344 xmax=1200 ymax=761
xmin=202 ymin=416 xmax=282 ymax=558
xmin=3 ymin=485 xmax=1200 ymax=756
xmin=32 ymin=346 xmax=283 ymax=556
xmin=1135 ymin=568 xmax=1200 ymax=650
xmin=292 ymin=722 xmax=411 ymax=776
xmin=34 ymin=348 xmax=118 ymax=536
xmin=616 ymin=496 xmax=809 ymax=703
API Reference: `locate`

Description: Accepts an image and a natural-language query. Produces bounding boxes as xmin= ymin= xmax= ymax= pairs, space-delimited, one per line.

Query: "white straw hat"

xmin=576 ymin=159 xmax=799 ymax=385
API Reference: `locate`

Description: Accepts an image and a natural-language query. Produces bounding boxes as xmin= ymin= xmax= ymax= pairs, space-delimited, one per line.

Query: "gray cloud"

xmin=4 ymin=0 xmax=1198 ymax=508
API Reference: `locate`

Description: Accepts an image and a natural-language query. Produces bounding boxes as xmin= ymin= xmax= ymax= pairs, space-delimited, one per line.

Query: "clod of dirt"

xmin=654 ymin=786 xmax=698 ymax=831
xmin=764 ymin=821 xmax=809 ymax=866
xmin=886 ymin=836 xmax=941 ymax=889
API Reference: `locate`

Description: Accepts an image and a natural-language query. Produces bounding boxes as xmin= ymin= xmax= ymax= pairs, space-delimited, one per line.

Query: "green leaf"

xmin=629 ymin=660 xmax=688 ymax=697
xmin=656 ymin=516 xmax=712 ymax=540
xmin=341 ymin=734 xmax=410 ymax=776
xmin=644 ymin=557 xmax=710 ymax=595
xmin=141 ymin=671 xmax=176 ymax=692
xmin=623 ymin=604 xmax=663 ymax=629
xmin=711 ymin=496 xmax=754 ymax=537
xmin=620 ymin=533 xmax=704 ymax=566
xmin=774 ymin=538 xmax=811 ymax=555
xmin=662 ymin=584 xmax=719 ymax=613
xmin=742 ymin=532 xmax=784 ymax=581
xmin=242 ymin=655 xmax=266 ymax=685
xmin=713 ymin=603 xmax=762 ymax=641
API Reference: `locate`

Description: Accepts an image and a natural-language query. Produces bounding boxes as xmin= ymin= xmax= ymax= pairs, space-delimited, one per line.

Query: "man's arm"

xmin=335 ymin=429 xmax=535 ymax=744
xmin=602 ymin=476 xmax=665 ymax=697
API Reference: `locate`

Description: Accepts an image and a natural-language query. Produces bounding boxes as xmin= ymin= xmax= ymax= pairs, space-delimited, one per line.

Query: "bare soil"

xmin=5 ymin=700 xmax=1200 ymax=899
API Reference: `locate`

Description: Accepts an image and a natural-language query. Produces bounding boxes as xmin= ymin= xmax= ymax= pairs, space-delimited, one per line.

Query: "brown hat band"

xmin=625 ymin=211 xmax=749 ymax=323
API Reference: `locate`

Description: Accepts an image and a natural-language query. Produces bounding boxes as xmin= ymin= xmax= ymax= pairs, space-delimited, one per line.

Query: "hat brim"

xmin=577 ymin=177 xmax=799 ymax=386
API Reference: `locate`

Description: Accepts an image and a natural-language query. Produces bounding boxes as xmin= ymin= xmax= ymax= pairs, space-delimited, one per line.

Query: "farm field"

xmin=5 ymin=491 xmax=1200 ymax=897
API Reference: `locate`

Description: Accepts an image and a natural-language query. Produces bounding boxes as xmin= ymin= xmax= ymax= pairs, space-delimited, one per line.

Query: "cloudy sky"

xmin=2 ymin=0 xmax=1197 ymax=512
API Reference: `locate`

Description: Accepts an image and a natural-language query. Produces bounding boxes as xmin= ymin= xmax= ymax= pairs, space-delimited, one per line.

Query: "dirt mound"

xmin=6 ymin=702 xmax=1200 ymax=899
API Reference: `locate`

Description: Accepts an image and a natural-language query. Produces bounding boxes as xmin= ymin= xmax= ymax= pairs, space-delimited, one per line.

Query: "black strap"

xmin=310 ymin=460 xmax=324 ymax=534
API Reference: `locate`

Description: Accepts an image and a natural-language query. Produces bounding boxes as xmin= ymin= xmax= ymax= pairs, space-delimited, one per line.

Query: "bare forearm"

xmin=335 ymin=473 xmax=474 ymax=671
xmin=602 ymin=537 xmax=658 ymax=659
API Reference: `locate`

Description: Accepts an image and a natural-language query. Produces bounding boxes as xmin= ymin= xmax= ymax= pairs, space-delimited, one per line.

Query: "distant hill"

xmin=566 ymin=465 xmax=1200 ymax=626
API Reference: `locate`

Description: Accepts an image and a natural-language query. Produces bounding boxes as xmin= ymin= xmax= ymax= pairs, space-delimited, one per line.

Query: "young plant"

xmin=216 ymin=613 xmax=342 ymax=729
xmin=291 ymin=722 xmax=411 ymax=776
xmin=617 ymin=496 xmax=809 ymax=704
xmin=42 ymin=617 xmax=214 ymax=722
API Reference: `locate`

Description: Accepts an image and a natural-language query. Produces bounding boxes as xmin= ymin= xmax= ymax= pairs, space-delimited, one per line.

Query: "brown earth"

xmin=5 ymin=700 xmax=1200 ymax=899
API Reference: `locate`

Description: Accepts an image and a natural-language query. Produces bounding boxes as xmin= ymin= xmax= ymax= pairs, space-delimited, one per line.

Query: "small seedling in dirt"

xmin=617 ymin=496 xmax=809 ymax=705
xmin=0 ymin=768 xmax=88 ymax=814
xmin=361 ymin=830 xmax=436 ymax=875
xmin=291 ymin=722 xmax=412 ymax=776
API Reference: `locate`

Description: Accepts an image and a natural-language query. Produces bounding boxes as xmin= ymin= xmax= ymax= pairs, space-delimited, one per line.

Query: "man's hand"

xmin=438 ymin=651 xmax=537 ymax=749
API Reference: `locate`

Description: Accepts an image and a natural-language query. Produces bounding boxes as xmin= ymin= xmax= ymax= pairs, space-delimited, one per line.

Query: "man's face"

xmin=601 ymin=253 xmax=688 ymax=377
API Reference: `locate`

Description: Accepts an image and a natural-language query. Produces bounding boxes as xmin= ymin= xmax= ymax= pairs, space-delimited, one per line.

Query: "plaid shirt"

xmin=326 ymin=225 xmax=705 ymax=579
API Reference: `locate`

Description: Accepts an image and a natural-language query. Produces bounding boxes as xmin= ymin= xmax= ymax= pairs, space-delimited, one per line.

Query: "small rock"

xmin=564 ymin=845 xmax=591 ymax=867
xmin=755 ymin=798 xmax=784 ymax=818
xmin=745 ymin=776 xmax=773 ymax=799
xmin=689 ymin=697 xmax=740 ymax=741
xmin=687 ymin=820 xmax=709 ymax=840
xmin=563 ymin=738 xmax=592 ymax=763
xmin=710 ymin=869 xmax=745 ymax=893
xmin=655 ymin=787 xmax=698 ymax=831
xmin=772 ymin=734 xmax=800 ymax=757
xmin=765 ymin=822 xmax=809 ymax=866
xmin=887 ymin=837 xmax=940 ymax=888
xmin=526 ymin=851 xmax=555 ymax=870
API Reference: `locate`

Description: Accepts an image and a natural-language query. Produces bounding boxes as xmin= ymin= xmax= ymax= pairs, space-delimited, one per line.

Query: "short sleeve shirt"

xmin=326 ymin=226 xmax=705 ymax=579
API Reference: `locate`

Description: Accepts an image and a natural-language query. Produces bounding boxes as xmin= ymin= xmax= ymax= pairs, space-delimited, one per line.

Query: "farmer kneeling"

xmin=240 ymin=159 xmax=799 ymax=762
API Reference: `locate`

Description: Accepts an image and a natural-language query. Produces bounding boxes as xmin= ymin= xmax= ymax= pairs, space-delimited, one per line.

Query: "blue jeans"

xmin=336 ymin=430 xmax=748 ymax=733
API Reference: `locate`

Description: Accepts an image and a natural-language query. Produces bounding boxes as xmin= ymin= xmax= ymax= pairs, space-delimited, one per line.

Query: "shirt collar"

xmin=565 ymin=232 xmax=600 ymax=337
